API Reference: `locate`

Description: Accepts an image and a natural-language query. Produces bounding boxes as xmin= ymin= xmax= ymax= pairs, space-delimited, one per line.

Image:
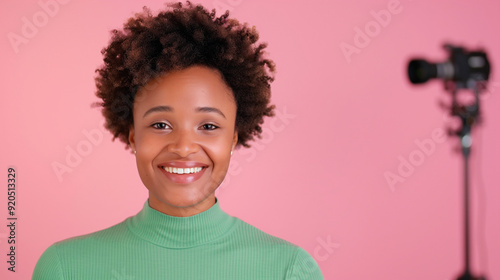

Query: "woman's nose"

xmin=166 ymin=129 xmax=199 ymax=157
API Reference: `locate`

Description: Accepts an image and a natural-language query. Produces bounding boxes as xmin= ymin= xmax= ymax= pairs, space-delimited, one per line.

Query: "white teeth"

xmin=163 ymin=166 xmax=203 ymax=174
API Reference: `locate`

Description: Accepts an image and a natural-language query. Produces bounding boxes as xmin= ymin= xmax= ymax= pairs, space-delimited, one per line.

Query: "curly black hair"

xmin=93 ymin=1 xmax=276 ymax=149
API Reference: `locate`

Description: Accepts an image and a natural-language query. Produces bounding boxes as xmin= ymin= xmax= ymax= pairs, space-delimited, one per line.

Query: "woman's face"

xmin=128 ymin=65 xmax=238 ymax=217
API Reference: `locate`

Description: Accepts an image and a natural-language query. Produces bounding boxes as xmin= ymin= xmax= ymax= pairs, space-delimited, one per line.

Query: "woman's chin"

xmin=152 ymin=192 xmax=215 ymax=209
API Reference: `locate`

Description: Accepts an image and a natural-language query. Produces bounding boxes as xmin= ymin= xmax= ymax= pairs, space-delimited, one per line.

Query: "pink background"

xmin=1 ymin=0 xmax=499 ymax=279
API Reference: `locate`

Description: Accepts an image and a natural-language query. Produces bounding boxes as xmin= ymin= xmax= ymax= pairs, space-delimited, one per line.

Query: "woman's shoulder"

xmin=44 ymin=216 xmax=131 ymax=255
xmin=230 ymin=216 xmax=300 ymax=250
xmin=228 ymin=217 xmax=324 ymax=279
xmin=32 ymin=218 xmax=131 ymax=279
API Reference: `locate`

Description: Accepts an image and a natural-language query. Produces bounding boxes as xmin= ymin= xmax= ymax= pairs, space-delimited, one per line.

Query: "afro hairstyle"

xmin=94 ymin=1 xmax=276 ymax=149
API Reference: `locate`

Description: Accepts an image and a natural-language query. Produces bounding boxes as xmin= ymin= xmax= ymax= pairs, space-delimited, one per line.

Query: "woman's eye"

xmin=201 ymin=124 xmax=218 ymax=130
xmin=151 ymin=122 xmax=169 ymax=129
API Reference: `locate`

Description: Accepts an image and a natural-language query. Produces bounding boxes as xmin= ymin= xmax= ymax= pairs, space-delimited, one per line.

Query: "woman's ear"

xmin=128 ymin=125 xmax=136 ymax=153
xmin=231 ymin=131 xmax=238 ymax=152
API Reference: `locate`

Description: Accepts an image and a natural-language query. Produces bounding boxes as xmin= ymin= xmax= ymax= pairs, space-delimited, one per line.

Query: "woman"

xmin=33 ymin=2 xmax=324 ymax=279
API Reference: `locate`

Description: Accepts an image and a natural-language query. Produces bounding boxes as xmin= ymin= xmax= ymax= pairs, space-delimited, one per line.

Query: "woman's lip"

xmin=158 ymin=165 xmax=207 ymax=184
xmin=158 ymin=161 xmax=208 ymax=168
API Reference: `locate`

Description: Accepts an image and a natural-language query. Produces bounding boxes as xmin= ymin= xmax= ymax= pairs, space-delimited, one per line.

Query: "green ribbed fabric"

xmin=32 ymin=198 xmax=324 ymax=279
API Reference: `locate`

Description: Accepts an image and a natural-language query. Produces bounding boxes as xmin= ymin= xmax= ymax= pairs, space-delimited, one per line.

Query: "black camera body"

xmin=408 ymin=44 xmax=490 ymax=89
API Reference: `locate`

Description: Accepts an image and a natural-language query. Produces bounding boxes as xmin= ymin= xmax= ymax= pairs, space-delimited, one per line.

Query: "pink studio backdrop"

xmin=1 ymin=0 xmax=499 ymax=279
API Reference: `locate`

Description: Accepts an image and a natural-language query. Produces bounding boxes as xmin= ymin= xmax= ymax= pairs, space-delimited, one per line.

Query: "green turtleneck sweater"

xmin=32 ymin=198 xmax=324 ymax=279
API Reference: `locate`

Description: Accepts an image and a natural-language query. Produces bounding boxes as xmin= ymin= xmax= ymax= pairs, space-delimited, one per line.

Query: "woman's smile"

xmin=158 ymin=161 xmax=208 ymax=184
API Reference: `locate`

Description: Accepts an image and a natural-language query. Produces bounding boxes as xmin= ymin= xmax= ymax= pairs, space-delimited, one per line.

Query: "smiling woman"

xmin=32 ymin=2 xmax=324 ymax=279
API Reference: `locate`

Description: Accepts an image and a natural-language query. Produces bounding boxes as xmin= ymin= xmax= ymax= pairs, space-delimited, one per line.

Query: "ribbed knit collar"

xmin=126 ymin=198 xmax=237 ymax=248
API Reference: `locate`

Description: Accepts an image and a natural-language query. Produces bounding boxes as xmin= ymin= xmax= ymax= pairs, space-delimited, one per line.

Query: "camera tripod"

xmin=444 ymin=80 xmax=487 ymax=280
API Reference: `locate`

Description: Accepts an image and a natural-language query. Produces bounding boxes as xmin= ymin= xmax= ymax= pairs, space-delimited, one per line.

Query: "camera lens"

xmin=408 ymin=59 xmax=438 ymax=84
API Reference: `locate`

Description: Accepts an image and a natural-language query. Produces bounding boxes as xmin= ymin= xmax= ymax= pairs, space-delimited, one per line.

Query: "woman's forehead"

xmin=138 ymin=66 xmax=232 ymax=96
xmin=134 ymin=66 xmax=236 ymax=113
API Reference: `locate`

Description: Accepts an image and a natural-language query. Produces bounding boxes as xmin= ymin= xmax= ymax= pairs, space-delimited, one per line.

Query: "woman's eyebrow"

xmin=143 ymin=105 xmax=226 ymax=119
xmin=196 ymin=106 xmax=226 ymax=119
xmin=143 ymin=105 xmax=173 ymax=118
